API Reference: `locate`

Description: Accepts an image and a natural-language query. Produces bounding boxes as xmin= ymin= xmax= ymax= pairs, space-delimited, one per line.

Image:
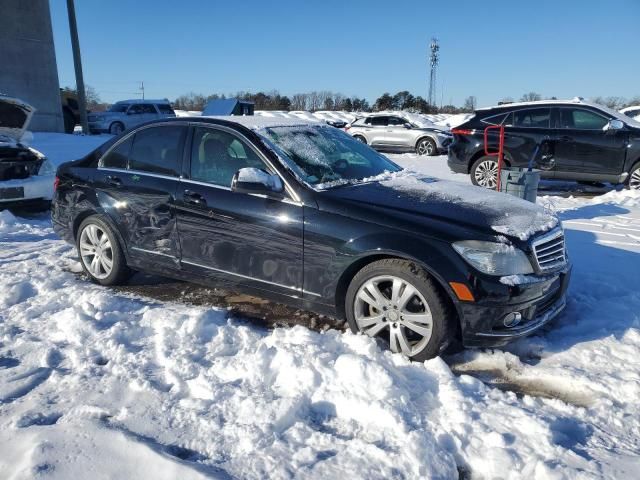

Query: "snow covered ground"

xmin=0 ymin=134 xmax=639 ymax=479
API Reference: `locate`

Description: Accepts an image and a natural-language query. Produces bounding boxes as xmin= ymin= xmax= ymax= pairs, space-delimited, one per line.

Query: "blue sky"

xmin=50 ymin=0 xmax=640 ymax=107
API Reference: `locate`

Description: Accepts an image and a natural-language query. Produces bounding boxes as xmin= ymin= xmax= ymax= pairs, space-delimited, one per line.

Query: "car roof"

xmin=115 ymin=99 xmax=171 ymax=104
xmin=476 ymin=97 xmax=601 ymax=112
xmin=133 ymin=115 xmax=319 ymax=132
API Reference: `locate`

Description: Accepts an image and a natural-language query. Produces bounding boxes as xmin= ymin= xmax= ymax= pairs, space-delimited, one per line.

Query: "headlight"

xmin=452 ymin=240 xmax=534 ymax=276
xmin=38 ymin=159 xmax=55 ymax=176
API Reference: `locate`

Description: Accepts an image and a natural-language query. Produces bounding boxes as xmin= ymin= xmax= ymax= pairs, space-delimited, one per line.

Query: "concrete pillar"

xmin=0 ymin=0 xmax=64 ymax=132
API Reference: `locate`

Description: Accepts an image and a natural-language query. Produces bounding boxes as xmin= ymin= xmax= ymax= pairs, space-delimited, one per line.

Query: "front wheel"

xmin=345 ymin=259 xmax=451 ymax=361
xmin=353 ymin=135 xmax=367 ymax=144
xmin=470 ymin=156 xmax=499 ymax=189
xmin=628 ymin=163 xmax=640 ymax=190
xmin=416 ymin=138 xmax=437 ymax=156
xmin=77 ymin=216 xmax=131 ymax=285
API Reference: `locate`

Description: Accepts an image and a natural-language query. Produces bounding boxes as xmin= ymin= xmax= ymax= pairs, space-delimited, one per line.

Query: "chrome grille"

xmin=532 ymin=229 xmax=566 ymax=271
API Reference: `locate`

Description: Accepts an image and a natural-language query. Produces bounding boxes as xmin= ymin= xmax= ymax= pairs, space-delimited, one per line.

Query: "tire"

xmin=470 ymin=156 xmax=500 ymax=189
xmin=76 ymin=216 xmax=131 ymax=286
xmin=353 ymin=135 xmax=367 ymax=144
xmin=109 ymin=122 xmax=124 ymax=135
xmin=628 ymin=163 xmax=640 ymax=190
xmin=345 ymin=258 xmax=452 ymax=361
xmin=416 ymin=137 xmax=437 ymax=156
xmin=63 ymin=109 xmax=76 ymax=134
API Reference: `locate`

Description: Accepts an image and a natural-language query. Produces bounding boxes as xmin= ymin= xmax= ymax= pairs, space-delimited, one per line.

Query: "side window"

xmin=388 ymin=117 xmax=407 ymax=126
xmin=141 ymin=104 xmax=157 ymax=114
xmin=513 ymin=108 xmax=550 ymax=128
xmin=363 ymin=117 xmax=372 ymax=125
xmin=370 ymin=116 xmax=388 ymax=126
xmin=128 ymin=104 xmax=143 ymax=115
xmin=156 ymin=104 xmax=174 ymax=114
xmin=560 ymin=109 xmax=608 ymax=130
xmin=129 ymin=126 xmax=186 ymax=177
xmin=190 ymin=127 xmax=266 ymax=187
xmin=481 ymin=112 xmax=509 ymax=126
xmin=101 ymin=135 xmax=133 ymax=169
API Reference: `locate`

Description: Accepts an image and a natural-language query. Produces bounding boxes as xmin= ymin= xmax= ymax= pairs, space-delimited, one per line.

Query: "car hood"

xmin=319 ymin=173 xmax=558 ymax=242
xmin=0 ymin=96 xmax=35 ymax=143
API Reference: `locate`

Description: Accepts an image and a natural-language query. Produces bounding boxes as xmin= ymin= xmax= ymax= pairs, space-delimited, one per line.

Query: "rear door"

xmin=97 ymin=124 xmax=186 ymax=267
xmin=555 ymin=107 xmax=627 ymax=175
xmin=175 ymin=124 xmax=304 ymax=297
xmin=126 ymin=104 xmax=157 ymax=128
xmin=368 ymin=116 xmax=390 ymax=146
xmin=503 ymin=107 xmax=553 ymax=170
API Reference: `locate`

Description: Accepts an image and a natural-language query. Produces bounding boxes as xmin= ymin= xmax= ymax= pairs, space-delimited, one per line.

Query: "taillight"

xmin=53 ymin=176 xmax=60 ymax=191
xmin=451 ymin=128 xmax=473 ymax=135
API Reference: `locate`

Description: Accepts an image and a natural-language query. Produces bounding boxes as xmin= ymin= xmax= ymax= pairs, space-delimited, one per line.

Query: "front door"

xmin=555 ymin=107 xmax=627 ymax=175
xmin=96 ymin=124 xmax=186 ymax=267
xmin=175 ymin=125 xmax=304 ymax=297
xmin=126 ymin=103 xmax=158 ymax=129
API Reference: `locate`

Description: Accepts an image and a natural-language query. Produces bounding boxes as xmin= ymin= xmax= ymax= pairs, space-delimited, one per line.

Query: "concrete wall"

xmin=0 ymin=0 xmax=64 ymax=132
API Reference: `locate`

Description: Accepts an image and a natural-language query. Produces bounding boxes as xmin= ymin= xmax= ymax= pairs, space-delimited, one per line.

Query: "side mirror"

xmin=231 ymin=167 xmax=284 ymax=197
xmin=536 ymin=139 xmax=556 ymax=171
xmin=603 ymin=119 xmax=624 ymax=133
xmin=403 ymin=123 xmax=413 ymax=129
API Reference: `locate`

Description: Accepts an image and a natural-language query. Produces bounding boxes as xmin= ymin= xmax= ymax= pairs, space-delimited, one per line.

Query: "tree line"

xmin=64 ymin=85 xmax=640 ymax=115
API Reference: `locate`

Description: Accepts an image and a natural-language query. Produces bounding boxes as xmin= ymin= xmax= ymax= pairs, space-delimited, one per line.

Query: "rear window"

xmin=129 ymin=125 xmax=186 ymax=177
xmin=156 ymin=104 xmax=174 ymax=114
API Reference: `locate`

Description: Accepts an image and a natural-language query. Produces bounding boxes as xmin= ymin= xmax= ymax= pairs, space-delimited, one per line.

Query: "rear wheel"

xmin=77 ymin=216 xmax=131 ymax=285
xmin=345 ymin=259 xmax=451 ymax=361
xmin=628 ymin=163 xmax=640 ymax=190
xmin=109 ymin=122 xmax=124 ymax=135
xmin=416 ymin=137 xmax=437 ymax=156
xmin=471 ymin=156 xmax=499 ymax=189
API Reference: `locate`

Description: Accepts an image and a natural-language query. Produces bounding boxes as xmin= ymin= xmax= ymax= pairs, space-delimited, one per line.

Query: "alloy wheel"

xmin=79 ymin=224 xmax=114 ymax=280
xmin=630 ymin=168 xmax=640 ymax=190
xmin=417 ymin=139 xmax=434 ymax=156
xmin=474 ymin=160 xmax=499 ymax=188
xmin=354 ymin=275 xmax=433 ymax=357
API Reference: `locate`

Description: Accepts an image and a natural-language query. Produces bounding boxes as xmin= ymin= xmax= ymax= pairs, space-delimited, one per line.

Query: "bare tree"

xmin=463 ymin=96 xmax=477 ymax=112
xmin=520 ymin=92 xmax=542 ymax=102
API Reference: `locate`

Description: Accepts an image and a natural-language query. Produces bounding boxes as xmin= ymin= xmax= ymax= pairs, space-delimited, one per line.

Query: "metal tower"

xmin=428 ymin=38 xmax=439 ymax=108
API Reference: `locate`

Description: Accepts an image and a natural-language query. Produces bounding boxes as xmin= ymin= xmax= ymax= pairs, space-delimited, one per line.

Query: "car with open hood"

xmin=0 ymin=95 xmax=56 ymax=210
xmin=52 ymin=116 xmax=571 ymax=360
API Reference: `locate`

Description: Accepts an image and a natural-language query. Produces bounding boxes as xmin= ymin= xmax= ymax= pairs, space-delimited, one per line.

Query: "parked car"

xmin=346 ymin=113 xmax=452 ymax=156
xmin=0 ymin=95 xmax=55 ymax=210
xmin=87 ymin=99 xmax=176 ymax=135
xmin=448 ymin=98 xmax=640 ymax=190
xmin=620 ymin=105 xmax=640 ymax=120
xmin=52 ymin=116 xmax=570 ymax=361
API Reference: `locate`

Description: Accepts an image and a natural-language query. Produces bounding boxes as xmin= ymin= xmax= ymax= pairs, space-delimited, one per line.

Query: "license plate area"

xmin=0 ymin=187 xmax=24 ymax=199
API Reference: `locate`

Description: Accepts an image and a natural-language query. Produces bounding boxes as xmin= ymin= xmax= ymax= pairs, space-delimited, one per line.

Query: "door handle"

xmin=106 ymin=175 xmax=122 ymax=187
xmin=183 ymin=189 xmax=206 ymax=206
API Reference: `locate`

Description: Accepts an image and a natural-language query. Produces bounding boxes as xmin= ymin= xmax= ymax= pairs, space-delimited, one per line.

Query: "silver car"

xmin=346 ymin=114 xmax=452 ymax=156
xmin=88 ymin=99 xmax=176 ymax=135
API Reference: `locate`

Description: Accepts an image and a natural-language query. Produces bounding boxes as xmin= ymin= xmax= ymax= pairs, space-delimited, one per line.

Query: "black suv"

xmin=52 ymin=116 xmax=570 ymax=361
xmin=448 ymin=99 xmax=640 ymax=189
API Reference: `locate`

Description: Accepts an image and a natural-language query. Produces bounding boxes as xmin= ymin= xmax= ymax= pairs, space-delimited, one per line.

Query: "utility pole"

xmin=66 ymin=0 xmax=89 ymax=134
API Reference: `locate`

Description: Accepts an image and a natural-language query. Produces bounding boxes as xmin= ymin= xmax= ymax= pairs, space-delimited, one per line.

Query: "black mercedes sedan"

xmin=52 ymin=116 xmax=571 ymax=361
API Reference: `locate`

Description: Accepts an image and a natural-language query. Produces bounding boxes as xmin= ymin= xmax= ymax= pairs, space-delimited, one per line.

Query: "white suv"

xmin=346 ymin=113 xmax=452 ymax=156
xmin=88 ymin=99 xmax=176 ymax=135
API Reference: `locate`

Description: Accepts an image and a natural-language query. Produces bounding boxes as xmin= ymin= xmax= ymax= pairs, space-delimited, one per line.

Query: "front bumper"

xmin=460 ymin=265 xmax=572 ymax=348
xmin=0 ymin=174 xmax=54 ymax=206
